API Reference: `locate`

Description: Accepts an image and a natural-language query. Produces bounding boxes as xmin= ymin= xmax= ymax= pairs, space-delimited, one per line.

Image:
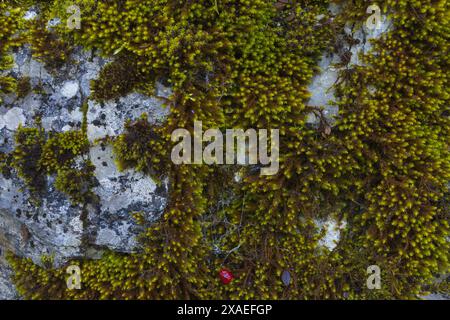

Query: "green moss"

xmin=40 ymin=130 xmax=90 ymax=173
xmin=0 ymin=152 xmax=13 ymax=179
xmin=16 ymin=76 xmax=31 ymax=99
xmin=0 ymin=3 xmax=24 ymax=102
xmin=40 ymin=130 xmax=96 ymax=205
xmin=112 ymin=113 xmax=169 ymax=181
xmin=91 ymin=54 xmax=146 ymax=102
xmin=9 ymin=120 xmax=96 ymax=205
xmin=54 ymin=160 xmax=97 ymax=205
xmin=5 ymin=0 xmax=450 ymax=300
xmin=28 ymin=18 xmax=72 ymax=72
xmin=11 ymin=123 xmax=47 ymax=199
xmin=326 ymin=0 xmax=450 ymax=297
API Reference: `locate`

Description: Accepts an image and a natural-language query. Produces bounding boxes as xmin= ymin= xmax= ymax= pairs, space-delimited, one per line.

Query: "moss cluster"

xmin=8 ymin=120 xmax=96 ymax=205
xmin=40 ymin=130 xmax=97 ymax=204
xmin=112 ymin=113 xmax=169 ymax=181
xmin=91 ymin=54 xmax=145 ymax=102
xmin=0 ymin=3 xmax=24 ymax=101
xmin=11 ymin=122 xmax=47 ymax=199
xmin=28 ymin=17 xmax=73 ymax=72
xmin=327 ymin=0 xmax=450 ymax=297
xmin=0 ymin=151 xmax=13 ymax=178
xmin=16 ymin=76 xmax=32 ymax=99
xmin=3 ymin=0 xmax=449 ymax=300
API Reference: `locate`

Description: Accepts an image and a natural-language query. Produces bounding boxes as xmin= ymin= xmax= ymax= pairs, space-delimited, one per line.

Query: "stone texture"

xmin=60 ymin=81 xmax=80 ymax=99
xmin=316 ymin=218 xmax=347 ymax=251
xmin=0 ymin=5 xmax=444 ymax=300
xmin=0 ymin=46 xmax=169 ymax=299
xmin=306 ymin=11 xmax=391 ymax=125
xmin=1 ymin=107 xmax=27 ymax=131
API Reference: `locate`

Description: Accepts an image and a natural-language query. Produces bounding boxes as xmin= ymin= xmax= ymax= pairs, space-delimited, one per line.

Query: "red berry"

xmin=219 ymin=268 xmax=234 ymax=284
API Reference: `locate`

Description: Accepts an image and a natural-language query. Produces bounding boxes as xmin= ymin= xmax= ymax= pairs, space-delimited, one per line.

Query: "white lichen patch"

xmin=306 ymin=14 xmax=391 ymax=126
xmin=0 ymin=116 xmax=5 ymax=131
xmin=92 ymin=161 xmax=163 ymax=215
xmin=86 ymin=92 xmax=170 ymax=143
xmin=1 ymin=107 xmax=26 ymax=131
xmin=23 ymin=8 xmax=37 ymax=21
xmin=0 ymin=46 xmax=169 ymax=270
xmin=60 ymin=81 xmax=80 ymax=99
xmin=306 ymin=54 xmax=340 ymax=123
xmin=317 ymin=218 xmax=347 ymax=251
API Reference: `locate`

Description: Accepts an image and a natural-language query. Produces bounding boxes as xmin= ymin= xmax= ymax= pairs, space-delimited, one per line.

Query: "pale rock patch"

xmin=61 ymin=81 xmax=80 ymax=99
xmin=2 ymin=107 xmax=26 ymax=131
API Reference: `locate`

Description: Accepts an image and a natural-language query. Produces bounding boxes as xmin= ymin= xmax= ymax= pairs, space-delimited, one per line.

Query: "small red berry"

xmin=219 ymin=268 xmax=234 ymax=285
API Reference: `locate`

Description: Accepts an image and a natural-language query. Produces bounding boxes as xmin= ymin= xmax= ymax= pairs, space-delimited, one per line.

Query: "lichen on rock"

xmin=0 ymin=0 xmax=449 ymax=300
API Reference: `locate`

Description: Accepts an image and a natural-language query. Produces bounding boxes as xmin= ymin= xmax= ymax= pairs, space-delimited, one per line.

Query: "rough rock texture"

xmin=316 ymin=218 xmax=347 ymax=251
xmin=0 ymin=47 xmax=169 ymax=299
xmin=1 ymin=7 xmax=447 ymax=300
xmin=1 ymin=9 xmax=390 ymax=300
xmin=306 ymin=13 xmax=391 ymax=125
xmin=306 ymin=14 xmax=391 ymax=251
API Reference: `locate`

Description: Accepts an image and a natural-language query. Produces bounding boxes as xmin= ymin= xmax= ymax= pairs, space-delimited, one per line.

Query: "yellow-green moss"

xmin=28 ymin=18 xmax=73 ymax=71
xmin=112 ymin=113 xmax=169 ymax=181
xmin=91 ymin=54 xmax=146 ymax=102
xmin=9 ymin=120 xmax=96 ymax=205
xmin=40 ymin=130 xmax=96 ymax=205
xmin=4 ymin=0 xmax=449 ymax=300
xmin=16 ymin=76 xmax=32 ymax=99
xmin=0 ymin=3 xmax=24 ymax=102
xmin=11 ymin=122 xmax=47 ymax=200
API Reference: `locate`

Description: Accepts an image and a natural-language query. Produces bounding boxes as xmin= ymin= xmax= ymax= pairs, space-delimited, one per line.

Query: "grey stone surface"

xmin=0 ymin=107 xmax=26 ymax=131
xmin=316 ymin=218 xmax=347 ymax=251
xmin=306 ymin=54 xmax=340 ymax=123
xmin=306 ymin=11 xmax=391 ymax=125
xmin=0 ymin=46 xmax=169 ymax=299
xmin=422 ymin=293 xmax=449 ymax=300
xmin=0 ymin=263 xmax=18 ymax=300
xmin=60 ymin=81 xmax=80 ymax=99
xmin=0 ymin=6 xmax=445 ymax=300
